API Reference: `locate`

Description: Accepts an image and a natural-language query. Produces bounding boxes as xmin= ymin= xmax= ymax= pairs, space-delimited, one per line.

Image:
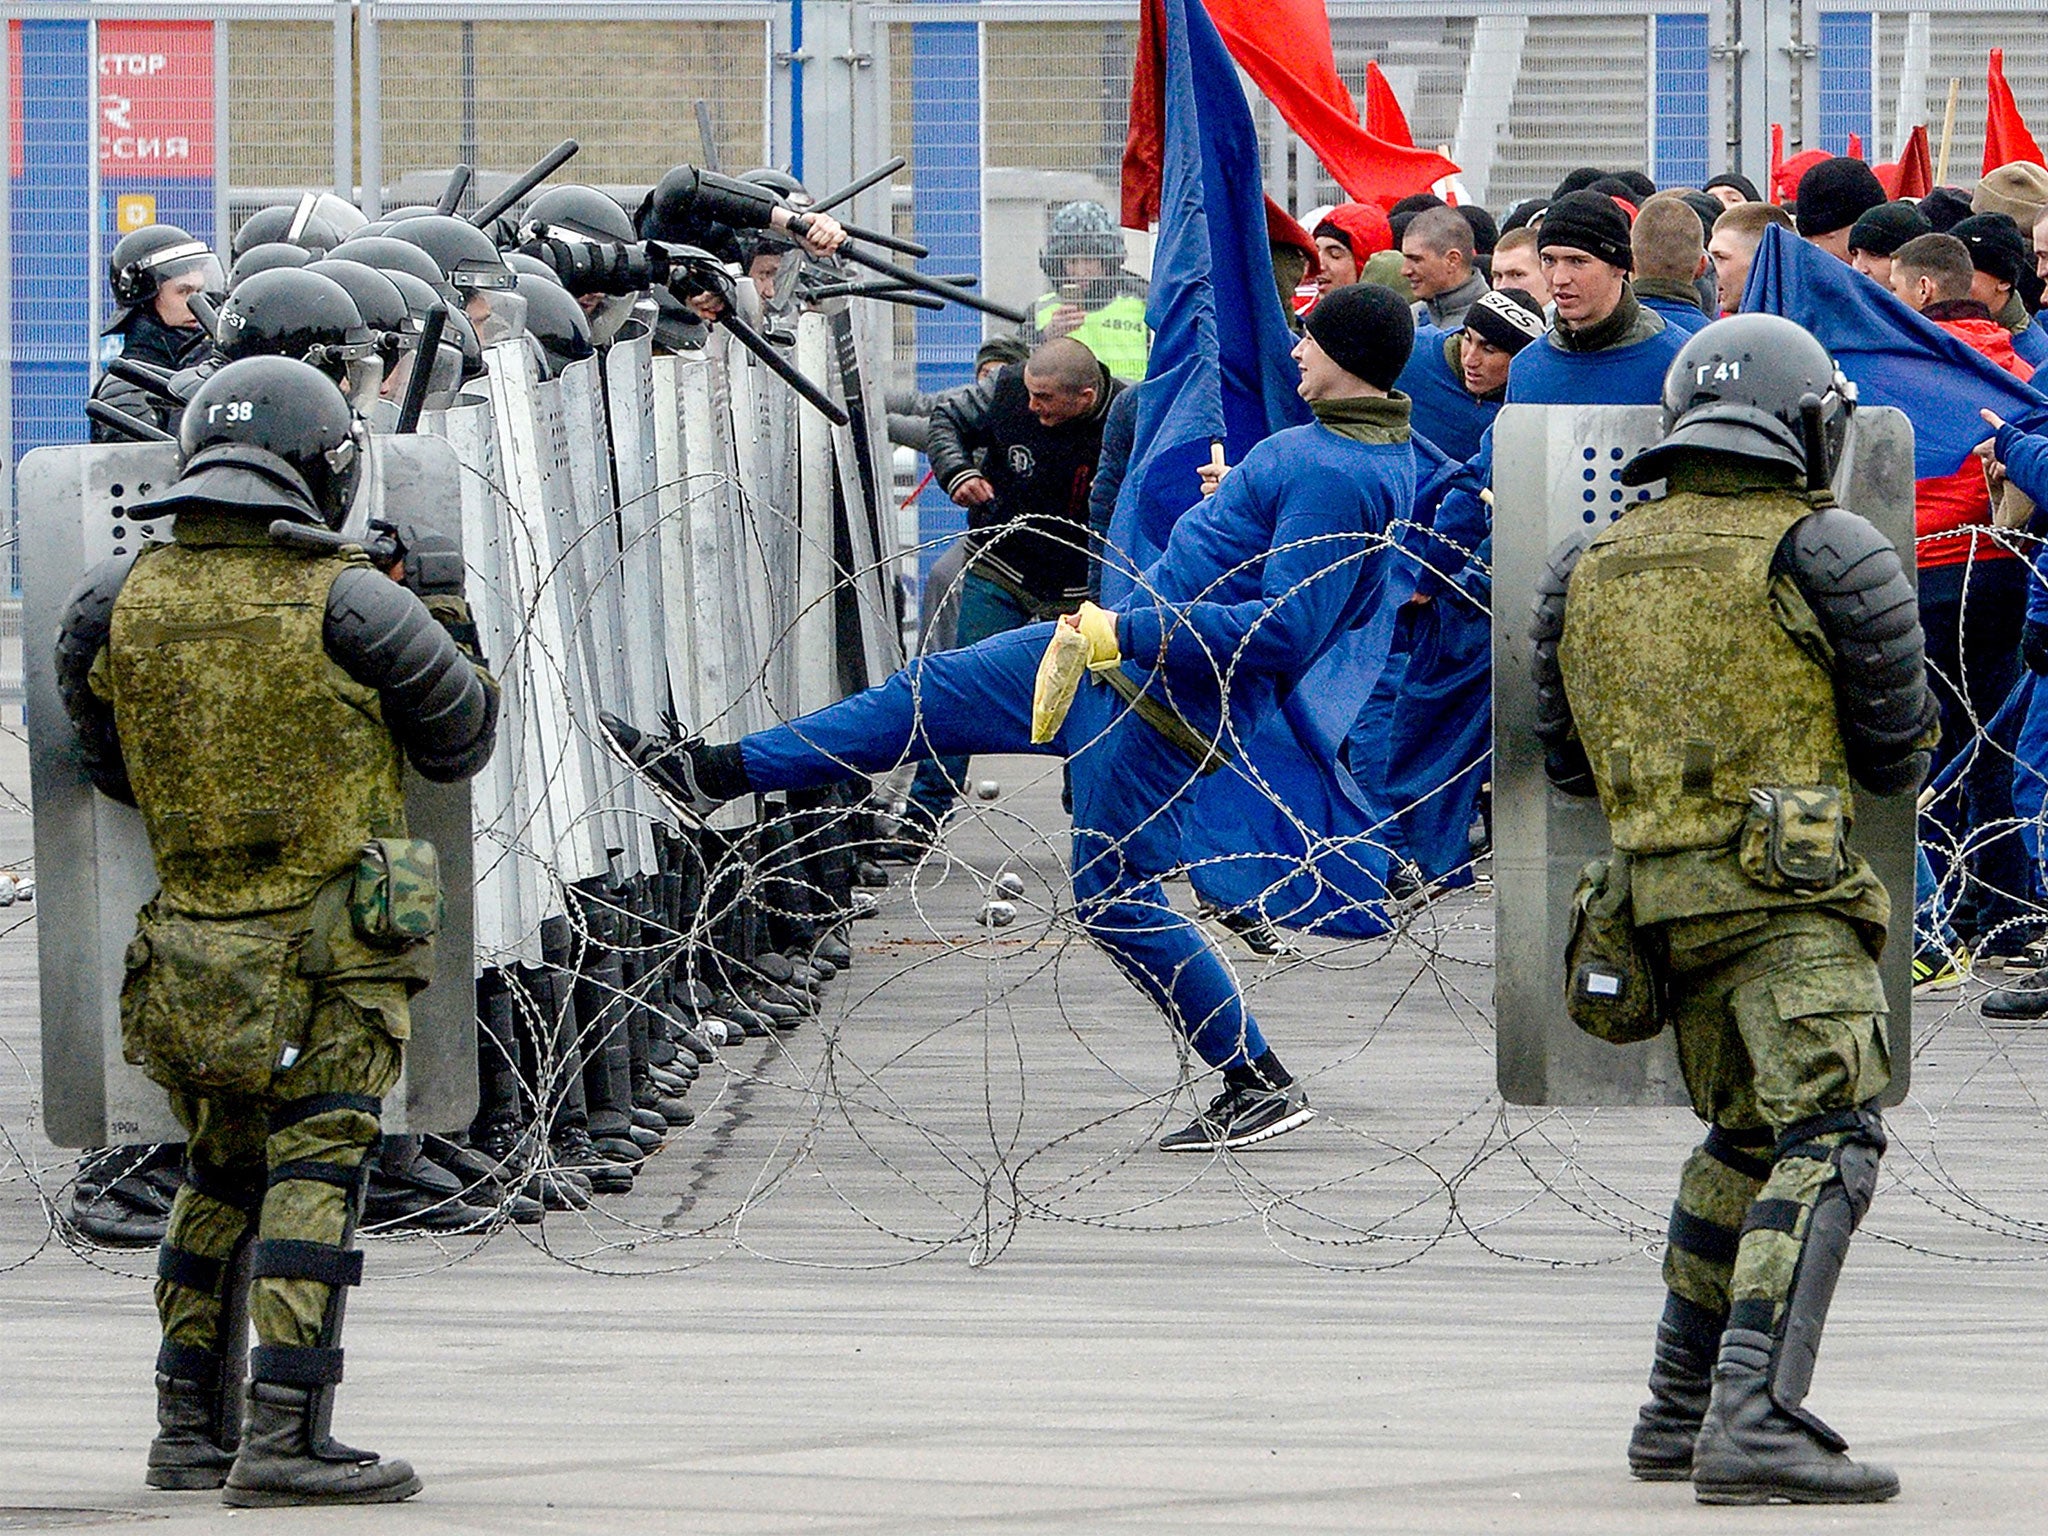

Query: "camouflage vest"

xmin=104 ymin=534 xmax=408 ymax=918
xmin=1557 ymin=489 xmax=1850 ymax=855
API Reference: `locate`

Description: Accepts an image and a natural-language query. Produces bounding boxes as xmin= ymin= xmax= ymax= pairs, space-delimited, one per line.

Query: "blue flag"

xmin=1098 ymin=0 xmax=1308 ymax=606
xmin=1743 ymin=222 xmax=2048 ymax=478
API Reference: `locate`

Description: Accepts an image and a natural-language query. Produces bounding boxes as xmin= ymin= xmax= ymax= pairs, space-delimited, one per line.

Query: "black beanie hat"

xmin=1794 ymin=156 xmax=1887 ymax=235
xmin=1613 ymin=170 xmax=1660 ymax=203
xmin=1538 ymin=190 xmax=1635 ymax=270
xmin=1918 ymin=186 xmax=1975 ymax=232
xmin=1462 ymin=287 xmax=1547 ymax=356
xmin=1554 ymin=167 xmax=1608 ymax=199
xmin=1501 ymin=197 xmax=1547 ymax=234
xmin=1847 ymin=199 xmax=1932 ymax=258
xmin=1303 ymin=281 xmax=1415 ymax=390
xmin=1703 ymin=171 xmax=1762 ymax=203
xmin=1680 ymin=190 xmax=1725 ymax=235
xmin=1951 ymin=212 xmax=2030 ymax=287
xmin=1460 ymin=204 xmax=1500 ymax=256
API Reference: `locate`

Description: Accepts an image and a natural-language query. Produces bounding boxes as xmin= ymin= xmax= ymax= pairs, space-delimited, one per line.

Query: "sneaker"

xmin=1195 ymin=903 xmax=1301 ymax=958
xmin=1912 ymin=943 xmax=1968 ymax=991
xmin=597 ymin=711 xmax=726 ymax=824
xmin=1158 ymin=1080 xmax=1315 ymax=1152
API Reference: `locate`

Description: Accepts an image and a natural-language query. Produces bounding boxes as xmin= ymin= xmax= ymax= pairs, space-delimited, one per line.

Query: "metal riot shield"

xmin=1491 ymin=403 xmax=1916 ymax=1106
xmin=792 ymin=313 xmax=842 ymax=716
xmin=718 ymin=334 xmax=789 ymax=736
xmin=23 ymin=436 xmax=479 ymax=1146
xmin=555 ymin=353 xmax=648 ymax=870
xmin=667 ymin=344 xmax=758 ymax=832
xmin=602 ymin=323 xmax=674 ymax=848
xmin=483 ymin=340 xmax=610 ymax=884
xmin=426 ymin=396 xmax=544 ymax=966
xmin=824 ymin=302 xmax=908 ymax=687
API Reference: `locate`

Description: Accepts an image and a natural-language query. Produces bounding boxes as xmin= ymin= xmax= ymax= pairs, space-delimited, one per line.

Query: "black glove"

xmin=2024 ymin=617 xmax=2048 ymax=675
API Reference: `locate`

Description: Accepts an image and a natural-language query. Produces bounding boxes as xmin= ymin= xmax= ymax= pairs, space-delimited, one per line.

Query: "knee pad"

xmin=1776 ymin=1105 xmax=1886 ymax=1226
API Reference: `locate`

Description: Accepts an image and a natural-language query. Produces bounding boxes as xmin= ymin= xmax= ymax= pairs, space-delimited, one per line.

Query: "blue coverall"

xmin=738 ymin=413 xmax=1411 ymax=1069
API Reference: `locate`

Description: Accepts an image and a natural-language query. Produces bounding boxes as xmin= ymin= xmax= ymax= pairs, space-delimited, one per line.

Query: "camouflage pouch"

xmin=1738 ymin=786 xmax=1847 ymax=891
xmin=1562 ymin=857 xmax=1664 ymax=1044
xmin=119 ymin=903 xmax=314 ymax=1094
xmin=346 ymin=837 xmax=443 ymax=947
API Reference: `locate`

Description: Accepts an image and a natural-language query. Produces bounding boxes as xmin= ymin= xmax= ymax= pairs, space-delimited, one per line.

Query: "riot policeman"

xmin=93 ymin=224 xmax=224 ymax=441
xmin=1030 ymin=200 xmax=1149 ymax=382
xmin=1530 ymin=315 xmax=1936 ymax=1503
xmin=56 ymin=356 xmax=498 ymax=1506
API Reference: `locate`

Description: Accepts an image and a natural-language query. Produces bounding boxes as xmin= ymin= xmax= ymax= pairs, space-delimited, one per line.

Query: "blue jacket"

xmin=1395 ymin=324 xmax=1499 ymax=463
xmin=1116 ymin=415 xmax=1412 ymax=734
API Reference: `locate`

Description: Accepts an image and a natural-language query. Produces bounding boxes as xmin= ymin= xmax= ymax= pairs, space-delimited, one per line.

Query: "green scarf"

xmin=1311 ymin=390 xmax=1412 ymax=444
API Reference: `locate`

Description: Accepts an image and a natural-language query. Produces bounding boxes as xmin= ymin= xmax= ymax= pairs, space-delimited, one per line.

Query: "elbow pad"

xmin=54 ymin=553 xmax=138 ymax=803
xmin=326 ymin=566 xmax=498 ymax=783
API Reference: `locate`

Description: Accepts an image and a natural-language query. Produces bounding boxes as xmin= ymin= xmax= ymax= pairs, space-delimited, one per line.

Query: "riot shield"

xmin=1491 ymin=403 xmax=1916 ymax=1107
xmin=792 ymin=313 xmax=843 ymax=716
xmin=23 ymin=436 xmax=479 ymax=1146
xmin=824 ymin=302 xmax=907 ymax=688
xmin=426 ymin=396 xmax=545 ymax=966
xmin=602 ymin=324 xmax=674 ymax=848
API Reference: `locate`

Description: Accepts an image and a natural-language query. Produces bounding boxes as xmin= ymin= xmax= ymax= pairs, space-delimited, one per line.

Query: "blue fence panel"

xmin=1652 ymin=14 xmax=1710 ymax=190
xmin=1818 ymin=13 xmax=1875 ymax=158
xmin=11 ymin=19 xmax=95 ymax=469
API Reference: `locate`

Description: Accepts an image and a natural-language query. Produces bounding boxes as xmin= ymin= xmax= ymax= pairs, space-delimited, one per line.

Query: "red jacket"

xmin=1916 ymin=308 xmax=2033 ymax=569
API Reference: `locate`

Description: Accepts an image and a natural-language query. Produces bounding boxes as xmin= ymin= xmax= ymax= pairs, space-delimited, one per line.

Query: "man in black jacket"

xmin=905 ymin=337 xmax=1122 ymax=840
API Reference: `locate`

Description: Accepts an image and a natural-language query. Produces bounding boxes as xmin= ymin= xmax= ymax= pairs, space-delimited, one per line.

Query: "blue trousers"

xmin=906 ymin=572 xmax=1041 ymax=826
xmin=743 ymin=622 xmax=1271 ymax=1069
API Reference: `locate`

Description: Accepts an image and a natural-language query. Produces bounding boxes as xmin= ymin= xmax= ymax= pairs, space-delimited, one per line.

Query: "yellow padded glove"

xmin=1028 ymin=603 xmax=1121 ymax=744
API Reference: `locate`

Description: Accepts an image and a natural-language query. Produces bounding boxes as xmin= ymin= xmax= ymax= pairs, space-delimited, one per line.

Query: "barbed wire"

xmin=6 ymin=350 xmax=2048 ymax=1299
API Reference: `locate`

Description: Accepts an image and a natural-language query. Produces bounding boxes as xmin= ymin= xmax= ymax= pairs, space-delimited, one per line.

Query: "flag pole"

xmin=1935 ymin=76 xmax=1961 ymax=186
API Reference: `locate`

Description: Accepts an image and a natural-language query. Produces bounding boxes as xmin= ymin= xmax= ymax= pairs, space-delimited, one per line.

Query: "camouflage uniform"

xmin=96 ymin=514 xmax=440 ymax=1380
xmin=59 ymin=498 xmax=495 ymax=1496
xmin=1535 ymin=458 xmax=1933 ymax=1496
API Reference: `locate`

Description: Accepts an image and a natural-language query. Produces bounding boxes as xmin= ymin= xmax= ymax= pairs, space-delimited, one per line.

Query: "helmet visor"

xmin=379 ymin=337 xmax=464 ymax=404
xmin=465 ymin=288 xmax=528 ymax=347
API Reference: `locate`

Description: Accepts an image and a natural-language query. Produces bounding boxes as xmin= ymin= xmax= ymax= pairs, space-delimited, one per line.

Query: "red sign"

xmin=96 ymin=19 xmax=213 ymax=178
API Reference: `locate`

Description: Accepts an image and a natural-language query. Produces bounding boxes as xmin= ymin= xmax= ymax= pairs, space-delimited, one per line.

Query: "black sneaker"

xmin=1158 ymin=1080 xmax=1315 ymax=1152
xmin=597 ymin=711 xmax=727 ymax=825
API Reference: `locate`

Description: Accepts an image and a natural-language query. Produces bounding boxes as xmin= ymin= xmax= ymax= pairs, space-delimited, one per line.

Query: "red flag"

xmin=1985 ymin=48 xmax=2045 ymax=175
xmin=1847 ymin=131 xmax=1863 ymax=160
xmin=1770 ymin=123 xmax=1786 ymax=198
xmin=1773 ymin=148 xmax=1830 ymax=205
xmin=1874 ymin=125 xmax=1932 ymax=199
xmin=1121 ymin=0 xmax=1456 ymax=227
xmin=1363 ymin=61 xmax=1413 ymax=148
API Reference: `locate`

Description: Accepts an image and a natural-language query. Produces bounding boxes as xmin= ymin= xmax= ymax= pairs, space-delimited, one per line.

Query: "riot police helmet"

xmin=518 ymin=184 xmax=636 ymax=245
xmin=384 ymin=214 xmax=519 ymax=293
xmin=505 ymin=251 xmax=564 ymax=284
xmin=516 ymin=272 xmax=594 ymax=379
xmin=330 ymin=233 xmax=457 ymax=298
xmin=154 ymin=356 xmax=367 ymax=529
xmin=740 ymin=166 xmax=813 ymax=209
xmin=1039 ymin=200 xmax=1125 ymax=282
xmin=231 ymin=198 xmax=342 ymax=259
xmin=1621 ymin=315 xmax=1855 ymax=486
xmin=228 ymin=242 xmax=313 ymax=288
xmin=384 ymin=215 xmax=527 ymax=344
xmin=214 ymin=267 xmax=384 ymax=400
xmin=109 ymin=224 xmax=226 ymax=317
xmin=373 ymin=269 xmax=468 ymax=403
xmin=305 ymin=258 xmax=418 ymax=365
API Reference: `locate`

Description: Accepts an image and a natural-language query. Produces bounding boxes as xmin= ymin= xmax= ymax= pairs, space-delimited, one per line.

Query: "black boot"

xmin=221 ymin=1383 xmax=420 ymax=1507
xmin=1692 ymin=1113 xmax=1897 ymax=1504
xmin=1627 ymin=1292 xmax=1723 ymax=1480
xmin=147 ymin=1346 xmax=237 ymax=1490
xmin=1690 ymin=1329 xmax=1898 ymax=1503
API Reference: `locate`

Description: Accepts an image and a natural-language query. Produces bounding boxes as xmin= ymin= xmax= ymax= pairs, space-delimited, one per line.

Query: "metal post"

xmin=1733 ymin=0 xmax=1774 ymax=192
xmin=1895 ymin=10 xmax=1931 ymax=161
xmin=803 ymin=0 xmax=862 ymax=213
xmin=334 ymin=0 xmax=353 ymax=197
xmin=214 ymin=19 xmax=231 ymax=257
xmin=359 ymin=0 xmax=381 ymax=217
